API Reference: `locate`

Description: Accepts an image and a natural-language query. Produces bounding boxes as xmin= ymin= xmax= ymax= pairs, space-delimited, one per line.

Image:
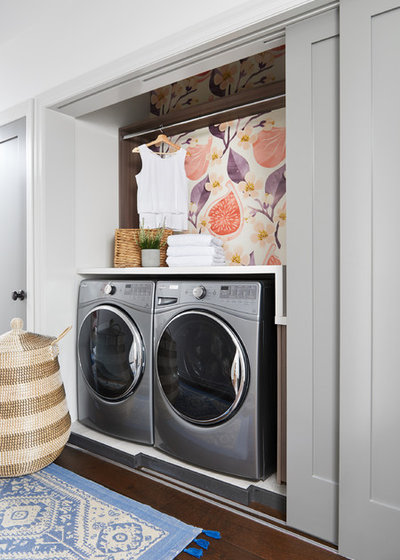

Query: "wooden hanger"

xmin=132 ymin=133 xmax=181 ymax=154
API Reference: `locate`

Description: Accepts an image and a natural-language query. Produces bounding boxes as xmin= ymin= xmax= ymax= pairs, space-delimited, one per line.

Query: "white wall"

xmin=40 ymin=107 xmax=77 ymax=419
xmin=0 ymin=0 xmax=318 ymax=112
xmin=75 ymin=119 xmax=118 ymax=270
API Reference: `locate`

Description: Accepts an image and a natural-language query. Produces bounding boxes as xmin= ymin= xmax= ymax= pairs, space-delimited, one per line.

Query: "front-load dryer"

xmin=77 ymin=279 xmax=155 ymax=444
xmin=153 ymin=279 xmax=276 ymax=480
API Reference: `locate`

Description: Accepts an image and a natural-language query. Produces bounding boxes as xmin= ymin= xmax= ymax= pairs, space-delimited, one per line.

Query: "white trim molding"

xmin=37 ymin=0 xmax=338 ymax=116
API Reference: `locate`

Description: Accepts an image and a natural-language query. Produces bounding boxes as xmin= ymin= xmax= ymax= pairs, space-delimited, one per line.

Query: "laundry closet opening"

xmin=69 ymin=40 xmax=287 ymax=521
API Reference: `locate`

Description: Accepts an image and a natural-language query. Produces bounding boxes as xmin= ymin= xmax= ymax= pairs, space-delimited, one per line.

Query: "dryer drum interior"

xmin=157 ymin=310 xmax=248 ymax=425
xmin=78 ymin=304 xmax=144 ymax=401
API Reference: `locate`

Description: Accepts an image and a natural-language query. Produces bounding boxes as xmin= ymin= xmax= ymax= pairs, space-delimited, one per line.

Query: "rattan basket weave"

xmin=114 ymin=228 xmax=172 ymax=267
xmin=0 ymin=318 xmax=71 ymax=477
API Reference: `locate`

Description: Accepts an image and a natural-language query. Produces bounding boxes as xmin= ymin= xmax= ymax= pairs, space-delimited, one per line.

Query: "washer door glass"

xmin=157 ymin=311 xmax=247 ymax=425
xmin=79 ymin=305 xmax=144 ymax=401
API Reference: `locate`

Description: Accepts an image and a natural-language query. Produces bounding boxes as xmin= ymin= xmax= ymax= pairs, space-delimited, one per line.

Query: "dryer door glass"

xmin=157 ymin=311 xmax=247 ymax=425
xmin=79 ymin=305 xmax=144 ymax=401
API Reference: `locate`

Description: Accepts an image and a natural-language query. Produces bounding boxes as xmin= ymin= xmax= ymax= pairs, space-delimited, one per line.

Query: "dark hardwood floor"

xmin=55 ymin=445 xmax=348 ymax=560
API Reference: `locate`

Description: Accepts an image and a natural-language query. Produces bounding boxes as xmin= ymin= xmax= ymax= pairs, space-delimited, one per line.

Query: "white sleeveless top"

xmin=135 ymin=144 xmax=188 ymax=230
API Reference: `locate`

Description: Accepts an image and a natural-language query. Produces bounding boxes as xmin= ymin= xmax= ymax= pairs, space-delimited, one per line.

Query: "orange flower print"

xmin=262 ymin=118 xmax=275 ymax=131
xmin=252 ymin=127 xmax=286 ymax=167
xmin=151 ymin=86 xmax=171 ymax=111
xmin=183 ymin=76 xmax=198 ymax=91
xmin=185 ymin=137 xmax=212 ymax=181
xmin=198 ymin=216 xmax=210 ymax=232
xmin=263 ymin=244 xmax=282 ymax=266
xmin=225 ymin=245 xmax=250 ymax=266
xmin=209 ymin=146 xmax=223 ymax=166
xmin=238 ymin=172 xmax=263 ymax=198
xmin=189 ymin=201 xmax=198 ymax=214
xmin=218 ymin=120 xmax=234 ymax=132
xmin=241 ymin=59 xmax=255 ymax=76
xmin=171 ymin=82 xmax=184 ymax=98
xmin=250 ymin=221 xmax=275 ymax=246
xmin=267 ymin=254 xmax=282 ymax=265
xmin=237 ymin=126 xmax=257 ymax=150
xmin=205 ymin=173 xmax=224 ymax=193
xmin=214 ymin=63 xmax=239 ymax=91
xmin=208 ymin=189 xmax=242 ymax=237
xmin=263 ymin=192 xmax=274 ymax=206
xmin=255 ymin=51 xmax=274 ymax=67
xmin=274 ymin=201 xmax=287 ymax=227
xmin=243 ymin=210 xmax=255 ymax=224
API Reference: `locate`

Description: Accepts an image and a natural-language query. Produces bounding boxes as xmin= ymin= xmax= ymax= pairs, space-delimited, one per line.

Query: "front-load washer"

xmin=77 ymin=279 xmax=155 ymax=444
xmin=153 ymin=279 xmax=277 ymax=480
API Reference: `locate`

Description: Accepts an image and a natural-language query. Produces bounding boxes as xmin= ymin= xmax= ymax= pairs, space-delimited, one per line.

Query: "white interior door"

xmin=340 ymin=1 xmax=400 ymax=558
xmin=286 ymin=9 xmax=340 ymax=544
xmin=0 ymin=118 xmax=26 ymax=333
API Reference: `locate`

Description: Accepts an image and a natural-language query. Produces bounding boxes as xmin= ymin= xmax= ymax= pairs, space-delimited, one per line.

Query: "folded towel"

xmin=167 ymin=234 xmax=223 ymax=247
xmin=166 ymin=256 xmax=226 ymax=267
xmin=167 ymin=246 xmax=225 ymax=258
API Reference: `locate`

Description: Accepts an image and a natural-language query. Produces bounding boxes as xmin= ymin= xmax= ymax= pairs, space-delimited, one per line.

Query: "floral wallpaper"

xmin=150 ymin=47 xmax=285 ymax=117
xmin=170 ymin=108 xmax=286 ymax=266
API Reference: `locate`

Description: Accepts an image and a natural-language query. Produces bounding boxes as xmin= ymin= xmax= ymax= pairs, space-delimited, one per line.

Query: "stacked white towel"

xmin=166 ymin=234 xmax=225 ymax=267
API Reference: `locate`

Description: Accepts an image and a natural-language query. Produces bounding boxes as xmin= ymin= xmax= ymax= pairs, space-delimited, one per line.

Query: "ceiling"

xmin=0 ymin=0 xmax=57 ymax=46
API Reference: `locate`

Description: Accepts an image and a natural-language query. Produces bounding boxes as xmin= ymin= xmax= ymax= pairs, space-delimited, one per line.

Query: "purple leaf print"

xmin=265 ymin=164 xmax=286 ymax=209
xmin=209 ymin=124 xmax=225 ymax=140
xmin=249 ymin=251 xmax=255 ymax=266
xmin=227 ymin=148 xmax=250 ymax=184
xmin=209 ymin=69 xmax=226 ymax=97
xmin=190 ymin=175 xmax=211 ymax=224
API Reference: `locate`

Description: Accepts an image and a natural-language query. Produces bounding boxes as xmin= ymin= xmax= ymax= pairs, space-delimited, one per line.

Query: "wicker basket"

xmin=114 ymin=228 xmax=172 ymax=268
xmin=0 ymin=318 xmax=71 ymax=477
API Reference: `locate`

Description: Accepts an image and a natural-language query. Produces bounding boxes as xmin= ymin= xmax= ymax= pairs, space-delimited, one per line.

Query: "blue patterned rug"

xmin=0 ymin=463 xmax=206 ymax=559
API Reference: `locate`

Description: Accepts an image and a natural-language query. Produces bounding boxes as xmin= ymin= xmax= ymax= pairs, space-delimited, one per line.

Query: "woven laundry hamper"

xmin=0 ymin=318 xmax=71 ymax=477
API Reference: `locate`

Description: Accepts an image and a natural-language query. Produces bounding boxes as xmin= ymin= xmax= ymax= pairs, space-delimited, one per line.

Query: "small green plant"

xmin=138 ymin=222 xmax=165 ymax=249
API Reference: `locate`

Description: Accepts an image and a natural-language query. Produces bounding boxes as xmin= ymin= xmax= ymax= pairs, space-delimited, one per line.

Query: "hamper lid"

xmin=0 ymin=318 xmax=71 ymax=353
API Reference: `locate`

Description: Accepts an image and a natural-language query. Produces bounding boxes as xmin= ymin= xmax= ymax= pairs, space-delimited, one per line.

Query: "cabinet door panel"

xmin=340 ymin=1 xmax=400 ymax=558
xmin=286 ymin=9 xmax=339 ymax=544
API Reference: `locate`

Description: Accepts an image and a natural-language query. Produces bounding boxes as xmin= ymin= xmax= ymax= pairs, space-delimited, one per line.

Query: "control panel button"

xmin=104 ymin=283 xmax=116 ymax=295
xmin=192 ymin=285 xmax=207 ymax=300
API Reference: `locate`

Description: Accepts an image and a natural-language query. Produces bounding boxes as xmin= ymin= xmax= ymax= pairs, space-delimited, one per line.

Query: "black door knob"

xmin=12 ymin=290 xmax=26 ymax=301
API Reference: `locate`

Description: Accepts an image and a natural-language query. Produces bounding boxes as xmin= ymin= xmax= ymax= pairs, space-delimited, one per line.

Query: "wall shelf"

xmin=77 ymin=264 xmax=286 ymax=325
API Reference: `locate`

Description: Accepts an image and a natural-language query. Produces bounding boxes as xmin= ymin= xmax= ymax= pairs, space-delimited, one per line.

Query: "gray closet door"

xmin=286 ymin=9 xmax=339 ymax=544
xmin=0 ymin=118 xmax=27 ymax=332
xmin=340 ymin=1 xmax=400 ymax=559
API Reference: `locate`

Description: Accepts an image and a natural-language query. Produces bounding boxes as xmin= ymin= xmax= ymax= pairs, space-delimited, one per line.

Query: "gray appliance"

xmin=77 ymin=279 xmax=155 ymax=444
xmin=153 ymin=279 xmax=276 ymax=480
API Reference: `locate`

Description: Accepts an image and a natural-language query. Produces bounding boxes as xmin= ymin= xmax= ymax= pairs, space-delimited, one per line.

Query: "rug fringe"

xmin=203 ymin=529 xmax=221 ymax=539
xmin=183 ymin=547 xmax=203 ymax=558
xmin=181 ymin=529 xmax=221 ymax=558
xmin=194 ymin=538 xmax=209 ymax=549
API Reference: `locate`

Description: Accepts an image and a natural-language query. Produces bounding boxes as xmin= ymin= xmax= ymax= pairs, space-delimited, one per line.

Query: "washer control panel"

xmin=79 ymin=280 xmax=154 ymax=309
xmin=104 ymin=283 xmax=116 ymax=295
xmin=219 ymin=284 xmax=257 ymax=300
xmin=192 ymin=286 xmax=207 ymax=299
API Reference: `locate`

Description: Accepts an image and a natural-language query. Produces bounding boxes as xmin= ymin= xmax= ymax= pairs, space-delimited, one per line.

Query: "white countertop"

xmin=78 ymin=265 xmax=282 ymax=276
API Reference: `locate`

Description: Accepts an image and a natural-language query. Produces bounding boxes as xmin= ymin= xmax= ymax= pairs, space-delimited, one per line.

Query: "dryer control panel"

xmin=156 ymin=281 xmax=263 ymax=316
